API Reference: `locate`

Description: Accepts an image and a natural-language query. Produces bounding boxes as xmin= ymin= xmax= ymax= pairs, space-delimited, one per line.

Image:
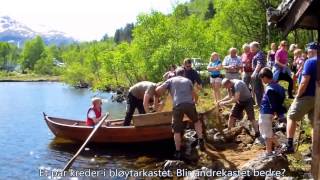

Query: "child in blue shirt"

xmin=258 ymin=67 xmax=287 ymax=156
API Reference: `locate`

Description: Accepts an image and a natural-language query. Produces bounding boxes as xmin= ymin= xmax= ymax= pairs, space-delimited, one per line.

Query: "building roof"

xmin=267 ymin=0 xmax=320 ymax=35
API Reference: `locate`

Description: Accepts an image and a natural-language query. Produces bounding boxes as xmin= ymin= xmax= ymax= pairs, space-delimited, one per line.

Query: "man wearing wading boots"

xmin=123 ymin=81 xmax=161 ymax=126
xmin=156 ymin=67 xmax=205 ymax=160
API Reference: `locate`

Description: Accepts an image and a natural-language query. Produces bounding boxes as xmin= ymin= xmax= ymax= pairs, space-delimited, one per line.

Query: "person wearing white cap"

xmin=86 ymin=97 xmax=106 ymax=126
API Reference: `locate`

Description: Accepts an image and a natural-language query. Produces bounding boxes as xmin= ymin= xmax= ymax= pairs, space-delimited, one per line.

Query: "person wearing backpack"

xmin=258 ymin=67 xmax=287 ymax=157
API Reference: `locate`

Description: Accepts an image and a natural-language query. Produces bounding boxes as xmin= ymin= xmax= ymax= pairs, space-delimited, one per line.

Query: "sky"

xmin=0 ymin=0 xmax=188 ymax=41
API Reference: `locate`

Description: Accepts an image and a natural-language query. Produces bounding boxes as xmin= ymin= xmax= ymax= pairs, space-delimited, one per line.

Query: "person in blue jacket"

xmin=258 ymin=67 xmax=287 ymax=157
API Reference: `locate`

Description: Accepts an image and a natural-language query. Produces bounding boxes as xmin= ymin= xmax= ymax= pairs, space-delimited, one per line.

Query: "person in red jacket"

xmin=86 ymin=97 xmax=105 ymax=126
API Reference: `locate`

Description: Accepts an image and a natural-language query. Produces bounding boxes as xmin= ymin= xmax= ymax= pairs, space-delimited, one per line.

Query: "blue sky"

xmin=0 ymin=0 xmax=188 ymax=41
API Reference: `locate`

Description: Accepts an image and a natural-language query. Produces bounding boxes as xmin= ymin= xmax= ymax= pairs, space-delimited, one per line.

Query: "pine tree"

xmin=114 ymin=30 xmax=121 ymax=44
xmin=204 ymin=1 xmax=215 ymax=20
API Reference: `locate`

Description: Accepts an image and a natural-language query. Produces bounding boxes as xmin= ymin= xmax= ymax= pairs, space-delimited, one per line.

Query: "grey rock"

xmin=183 ymin=167 xmax=210 ymax=180
xmin=240 ymin=154 xmax=289 ymax=180
xmin=274 ymin=131 xmax=287 ymax=145
xmin=303 ymin=157 xmax=312 ymax=164
xmin=236 ymin=134 xmax=254 ymax=144
xmin=236 ymin=120 xmax=254 ymax=134
xmin=276 ymin=177 xmax=294 ymax=180
xmin=214 ymin=132 xmax=226 ymax=143
xmin=183 ymin=130 xmax=198 ymax=154
xmin=211 ymin=159 xmax=228 ymax=171
xmin=223 ymin=126 xmax=247 ymax=142
xmin=183 ymin=130 xmax=199 ymax=162
xmin=163 ymin=160 xmax=186 ymax=171
xmin=254 ymin=136 xmax=265 ymax=146
xmin=274 ymin=122 xmax=286 ymax=133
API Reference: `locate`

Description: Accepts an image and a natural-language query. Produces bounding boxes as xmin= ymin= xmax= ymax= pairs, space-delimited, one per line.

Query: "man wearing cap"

xmin=123 ymin=81 xmax=161 ymax=126
xmin=285 ymin=42 xmax=318 ymax=153
xmin=86 ymin=97 xmax=105 ymax=126
xmin=156 ymin=67 xmax=205 ymax=160
xmin=218 ymin=78 xmax=260 ymax=137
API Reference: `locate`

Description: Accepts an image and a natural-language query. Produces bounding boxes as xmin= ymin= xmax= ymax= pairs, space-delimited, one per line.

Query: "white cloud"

xmin=0 ymin=0 xmax=188 ymax=41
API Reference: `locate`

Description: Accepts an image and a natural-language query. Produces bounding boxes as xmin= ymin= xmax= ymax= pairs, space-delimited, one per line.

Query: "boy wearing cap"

xmin=86 ymin=97 xmax=105 ymax=126
xmin=258 ymin=67 xmax=287 ymax=156
xmin=285 ymin=42 xmax=318 ymax=153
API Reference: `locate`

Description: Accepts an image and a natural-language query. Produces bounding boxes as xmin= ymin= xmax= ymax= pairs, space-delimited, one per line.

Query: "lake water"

xmin=0 ymin=82 xmax=174 ymax=179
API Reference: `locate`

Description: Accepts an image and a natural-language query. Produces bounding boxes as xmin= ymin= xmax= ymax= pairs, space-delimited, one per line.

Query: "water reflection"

xmin=46 ymin=137 xmax=175 ymax=178
xmin=0 ymin=82 xmax=174 ymax=179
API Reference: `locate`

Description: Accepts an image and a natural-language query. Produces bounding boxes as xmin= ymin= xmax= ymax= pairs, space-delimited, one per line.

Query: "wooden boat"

xmin=43 ymin=112 xmax=174 ymax=143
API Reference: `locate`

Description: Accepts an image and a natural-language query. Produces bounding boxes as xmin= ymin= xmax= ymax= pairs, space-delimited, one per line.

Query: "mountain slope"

xmin=0 ymin=16 xmax=76 ymax=47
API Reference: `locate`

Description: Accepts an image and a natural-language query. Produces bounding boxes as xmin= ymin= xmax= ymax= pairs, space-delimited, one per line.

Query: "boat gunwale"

xmin=44 ymin=114 xmax=171 ymax=129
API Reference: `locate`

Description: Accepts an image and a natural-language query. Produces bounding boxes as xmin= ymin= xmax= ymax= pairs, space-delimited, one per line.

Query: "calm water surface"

xmin=0 ymin=82 xmax=174 ymax=179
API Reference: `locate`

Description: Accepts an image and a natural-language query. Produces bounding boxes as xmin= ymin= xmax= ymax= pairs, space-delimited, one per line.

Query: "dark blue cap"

xmin=307 ymin=42 xmax=319 ymax=50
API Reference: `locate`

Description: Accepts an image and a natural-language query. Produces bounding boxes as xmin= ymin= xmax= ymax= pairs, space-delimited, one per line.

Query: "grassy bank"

xmin=0 ymin=72 xmax=60 ymax=82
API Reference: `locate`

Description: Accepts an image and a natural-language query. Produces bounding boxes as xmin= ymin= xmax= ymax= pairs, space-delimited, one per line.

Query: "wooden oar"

xmin=63 ymin=113 xmax=109 ymax=171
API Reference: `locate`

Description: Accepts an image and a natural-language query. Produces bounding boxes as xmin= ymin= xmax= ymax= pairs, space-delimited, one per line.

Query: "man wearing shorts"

xmin=218 ymin=78 xmax=260 ymax=137
xmin=156 ymin=67 xmax=204 ymax=160
xmin=285 ymin=42 xmax=318 ymax=153
xmin=259 ymin=67 xmax=287 ymax=156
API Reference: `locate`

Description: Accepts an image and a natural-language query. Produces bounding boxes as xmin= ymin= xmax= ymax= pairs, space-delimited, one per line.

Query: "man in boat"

xmin=156 ymin=67 xmax=205 ymax=160
xmin=86 ymin=97 xmax=105 ymax=126
xmin=218 ymin=78 xmax=260 ymax=138
xmin=123 ymin=81 xmax=161 ymax=126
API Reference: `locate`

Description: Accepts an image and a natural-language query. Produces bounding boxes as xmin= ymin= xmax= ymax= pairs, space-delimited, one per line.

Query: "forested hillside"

xmin=1 ymin=0 xmax=318 ymax=89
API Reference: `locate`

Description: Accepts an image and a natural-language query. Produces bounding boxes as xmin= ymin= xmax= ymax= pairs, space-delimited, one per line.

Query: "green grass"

xmin=0 ymin=71 xmax=60 ymax=82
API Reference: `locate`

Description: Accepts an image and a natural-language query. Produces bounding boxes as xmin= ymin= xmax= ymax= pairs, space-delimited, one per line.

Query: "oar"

xmin=63 ymin=113 xmax=110 ymax=171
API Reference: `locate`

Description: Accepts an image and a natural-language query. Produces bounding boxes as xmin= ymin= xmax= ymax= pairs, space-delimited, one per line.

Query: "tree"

xmin=204 ymin=1 xmax=215 ymax=20
xmin=0 ymin=42 xmax=11 ymax=70
xmin=114 ymin=30 xmax=121 ymax=44
xmin=173 ymin=4 xmax=190 ymax=18
xmin=101 ymin=33 xmax=109 ymax=41
xmin=20 ymin=36 xmax=45 ymax=71
xmin=114 ymin=23 xmax=134 ymax=44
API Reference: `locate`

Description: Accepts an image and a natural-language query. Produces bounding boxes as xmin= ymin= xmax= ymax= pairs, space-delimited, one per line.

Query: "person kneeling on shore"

xmin=259 ymin=67 xmax=287 ymax=157
xmin=218 ymin=78 xmax=260 ymax=138
xmin=86 ymin=97 xmax=106 ymax=126
xmin=123 ymin=81 xmax=161 ymax=126
xmin=156 ymin=67 xmax=205 ymax=160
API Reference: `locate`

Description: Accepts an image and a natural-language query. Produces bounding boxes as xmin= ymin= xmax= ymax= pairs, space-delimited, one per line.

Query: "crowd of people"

xmin=85 ymin=40 xmax=319 ymax=160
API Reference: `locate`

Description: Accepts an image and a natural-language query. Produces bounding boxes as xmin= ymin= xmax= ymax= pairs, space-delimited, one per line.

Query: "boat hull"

xmin=44 ymin=116 xmax=173 ymax=143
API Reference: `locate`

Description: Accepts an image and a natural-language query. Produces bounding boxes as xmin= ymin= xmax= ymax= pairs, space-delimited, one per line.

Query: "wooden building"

xmin=267 ymin=0 xmax=320 ymax=178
